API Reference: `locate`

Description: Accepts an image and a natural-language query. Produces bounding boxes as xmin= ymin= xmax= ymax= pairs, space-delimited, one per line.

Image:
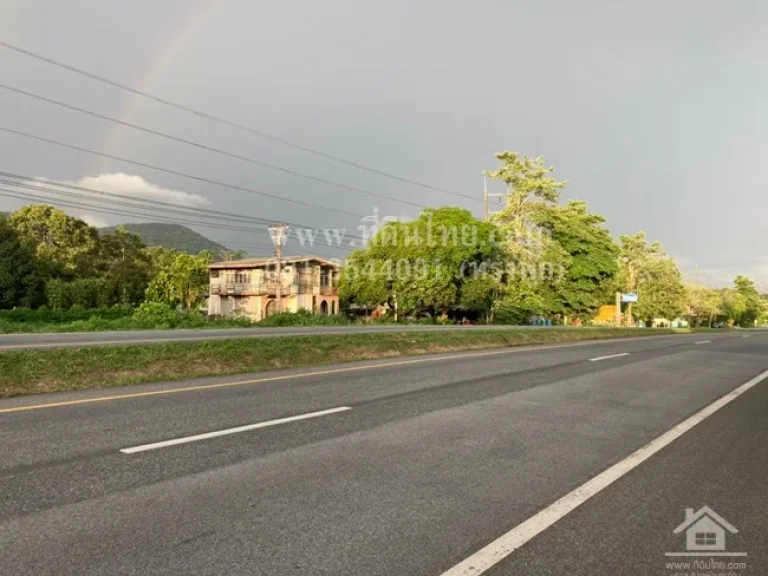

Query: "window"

xmin=695 ymin=533 xmax=717 ymax=546
xmin=211 ymin=270 xmax=220 ymax=278
xmin=234 ymin=271 xmax=250 ymax=284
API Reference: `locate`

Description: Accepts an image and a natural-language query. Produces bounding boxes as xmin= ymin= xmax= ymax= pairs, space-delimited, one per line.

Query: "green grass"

xmin=0 ymin=327 xmax=695 ymax=398
xmin=0 ymin=311 xmax=255 ymax=333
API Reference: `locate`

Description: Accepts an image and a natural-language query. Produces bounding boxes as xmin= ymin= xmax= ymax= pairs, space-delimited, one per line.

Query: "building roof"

xmin=208 ymin=255 xmax=341 ymax=270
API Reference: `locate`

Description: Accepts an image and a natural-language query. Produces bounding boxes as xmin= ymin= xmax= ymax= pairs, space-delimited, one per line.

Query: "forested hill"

xmin=100 ymin=223 xmax=231 ymax=255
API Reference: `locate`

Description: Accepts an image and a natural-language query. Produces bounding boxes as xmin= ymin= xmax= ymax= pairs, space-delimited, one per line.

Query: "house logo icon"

xmin=665 ymin=506 xmax=747 ymax=557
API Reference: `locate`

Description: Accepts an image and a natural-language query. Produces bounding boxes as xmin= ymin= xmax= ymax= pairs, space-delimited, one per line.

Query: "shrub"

xmin=0 ymin=304 xmax=134 ymax=324
xmin=132 ymin=302 xmax=180 ymax=328
xmin=257 ymin=309 xmax=349 ymax=327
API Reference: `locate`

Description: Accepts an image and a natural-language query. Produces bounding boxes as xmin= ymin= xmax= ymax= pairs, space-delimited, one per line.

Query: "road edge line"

xmin=439 ymin=368 xmax=768 ymax=576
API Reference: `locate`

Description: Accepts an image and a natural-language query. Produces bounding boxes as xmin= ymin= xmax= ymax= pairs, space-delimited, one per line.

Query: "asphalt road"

xmin=0 ymin=332 xmax=765 ymax=575
xmin=0 ymin=323 xmax=617 ymax=351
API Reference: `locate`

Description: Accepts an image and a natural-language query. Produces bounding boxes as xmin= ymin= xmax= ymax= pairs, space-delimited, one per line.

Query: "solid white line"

xmin=695 ymin=340 xmax=712 ymax=345
xmin=589 ymin=352 xmax=629 ymax=362
xmin=439 ymin=368 xmax=768 ymax=576
xmin=120 ymin=406 xmax=352 ymax=454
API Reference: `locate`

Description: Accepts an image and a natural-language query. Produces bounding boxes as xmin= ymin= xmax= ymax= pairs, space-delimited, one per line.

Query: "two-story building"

xmin=207 ymin=256 xmax=341 ymax=321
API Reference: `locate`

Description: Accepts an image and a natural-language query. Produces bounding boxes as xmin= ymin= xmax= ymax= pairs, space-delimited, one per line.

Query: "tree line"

xmin=339 ymin=152 xmax=766 ymax=327
xmin=0 ymin=204 xmax=216 ymax=313
xmin=1 ymin=152 xmax=764 ymax=327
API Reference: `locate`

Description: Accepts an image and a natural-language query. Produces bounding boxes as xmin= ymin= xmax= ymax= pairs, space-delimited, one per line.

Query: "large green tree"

xmin=633 ymin=257 xmax=687 ymax=323
xmin=483 ymin=152 xmax=571 ymax=323
xmin=0 ymin=217 xmax=46 ymax=308
xmin=533 ymin=200 xmax=619 ymax=321
xmin=8 ymin=205 xmax=100 ymax=277
xmin=484 ymin=152 xmax=567 ymax=263
xmin=618 ymin=232 xmax=686 ymax=323
xmin=733 ymin=275 xmax=762 ymax=327
xmin=145 ymin=248 xmax=212 ymax=310
xmin=97 ymin=226 xmax=152 ymax=306
xmin=340 ymin=207 xmax=502 ymax=318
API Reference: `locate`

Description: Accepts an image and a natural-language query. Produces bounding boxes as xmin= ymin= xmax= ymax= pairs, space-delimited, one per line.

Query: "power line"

xmin=0 ymin=178 xmax=271 ymax=229
xmin=0 ymin=170 xmax=370 ymax=244
xmin=1 ymin=180 xmax=364 ymax=252
xmin=0 ymin=82 xmax=429 ymax=210
xmin=1 ymin=187 xmax=354 ymax=259
xmin=0 ymin=125 xmax=366 ymax=219
xmin=0 ymin=188 xmax=258 ymax=233
xmin=0 ymin=40 xmax=478 ymax=203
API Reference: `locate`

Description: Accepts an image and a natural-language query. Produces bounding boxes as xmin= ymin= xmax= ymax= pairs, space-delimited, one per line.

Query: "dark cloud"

xmin=0 ymin=0 xmax=765 ymax=278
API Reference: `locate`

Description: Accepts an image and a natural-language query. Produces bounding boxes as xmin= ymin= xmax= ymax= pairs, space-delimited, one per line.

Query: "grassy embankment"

xmin=0 ymin=327 xmax=701 ymax=398
xmin=0 ymin=307 xmax=347 ymax=333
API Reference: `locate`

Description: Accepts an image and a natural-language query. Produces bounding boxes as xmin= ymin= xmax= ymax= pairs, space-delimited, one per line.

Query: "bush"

xmin=45 ymin=278 xmax=114 ymax=309
xmin=0 ymin=304 xmax=134 ymax=324
xmin=257 ymin=309 xmax=349 ymax=327
xmin=132 ymin=302 xmax=181 ymax=328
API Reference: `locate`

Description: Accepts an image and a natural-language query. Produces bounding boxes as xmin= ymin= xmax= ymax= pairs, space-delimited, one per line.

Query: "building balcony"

xmin=212 ymin=281 xmax=332 ymax=296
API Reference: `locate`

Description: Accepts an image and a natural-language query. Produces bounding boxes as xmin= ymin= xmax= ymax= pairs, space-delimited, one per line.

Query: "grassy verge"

xmin=0 ymin=327 xmax=699 ymax=398
xmin=0 ymin=315 xmax=254 ymax=334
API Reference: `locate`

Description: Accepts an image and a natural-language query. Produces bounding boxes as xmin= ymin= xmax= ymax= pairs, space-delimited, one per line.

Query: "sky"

xmin=0 ymin=0 xmax=765 ymax=286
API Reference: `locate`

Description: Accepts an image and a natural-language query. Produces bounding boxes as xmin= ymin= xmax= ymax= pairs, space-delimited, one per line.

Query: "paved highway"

xmin=0 ymin=332 xmax=765 ymax=575
xmin=0 ymin=324 xmax=590 ymax=351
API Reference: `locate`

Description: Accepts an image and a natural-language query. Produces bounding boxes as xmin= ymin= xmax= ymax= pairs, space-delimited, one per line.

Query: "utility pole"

xmin=269 ymin=223 xmax=288 ymax=314
xmin=483 ymin=175 xmax=505 ymax=222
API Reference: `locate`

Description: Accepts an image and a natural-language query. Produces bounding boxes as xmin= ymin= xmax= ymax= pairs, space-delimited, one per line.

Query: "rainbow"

xmin=94 ymin=0 xmax=217 ymax=175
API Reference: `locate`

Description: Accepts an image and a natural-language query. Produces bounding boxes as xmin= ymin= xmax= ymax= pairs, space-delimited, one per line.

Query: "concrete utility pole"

xmin=269 ymin=223 xmax=288 ymax=314
xmin=483 ymin=175 xmax=505 ymax=222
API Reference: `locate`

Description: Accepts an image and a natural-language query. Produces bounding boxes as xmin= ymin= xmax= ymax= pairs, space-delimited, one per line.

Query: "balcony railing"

xmin=212 ymin=279 xmax=338 ymax=296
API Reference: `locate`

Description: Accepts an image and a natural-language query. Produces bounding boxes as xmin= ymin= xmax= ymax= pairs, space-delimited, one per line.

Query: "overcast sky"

xmin=0 ymin=0 xmax=765 ymax=285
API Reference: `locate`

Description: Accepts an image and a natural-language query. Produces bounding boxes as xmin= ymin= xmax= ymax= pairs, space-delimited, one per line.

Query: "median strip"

xmin=0 ymin=328 xmax=709 ymax=402
xmin=120 ymin=406 xmax=352 ymax=454
xmin=589 ymin=353 xmax=629 ymax=362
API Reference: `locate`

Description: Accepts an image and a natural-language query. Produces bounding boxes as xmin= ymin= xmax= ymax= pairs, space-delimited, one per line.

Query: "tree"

xmin=97 ymin=226 xmax=151 ymax=306
xmin=484 ymin=152 xmax=567 ymax=263
xmin=720 ymin=288 xmax=747 ymax=326
xmin=618 ymin=232 xmax=685 ymax=324
xmin=459 ymin=274 xmax=500 ymax=322
xmin=0 ymin=218 xmax=45 ymax=308
xmin=686 ymin=284 xmax=722 ymax=327
xmin=483 ymin=152 xmax=573 ymax=323
xmin=633 ymin=257 xmax=687 ymax=323
xmin=145 ymin=249 xmax=212 ymax=310
xmin=338 ymin=250 xmax=391 ymax=317
xmin=8 ymin=205 xmax=100 ymax=277
xmin=532 ymin=201 xmax=619 ymax=321
xmin=733 ymin=275 xmax=762 ymax=327
xmin=340 ymin=207 xmax=503 ymax=318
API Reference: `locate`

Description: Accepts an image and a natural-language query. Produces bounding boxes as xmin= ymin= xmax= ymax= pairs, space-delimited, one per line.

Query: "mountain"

xmin=100 ymin=223 xmax=231 ymax=255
